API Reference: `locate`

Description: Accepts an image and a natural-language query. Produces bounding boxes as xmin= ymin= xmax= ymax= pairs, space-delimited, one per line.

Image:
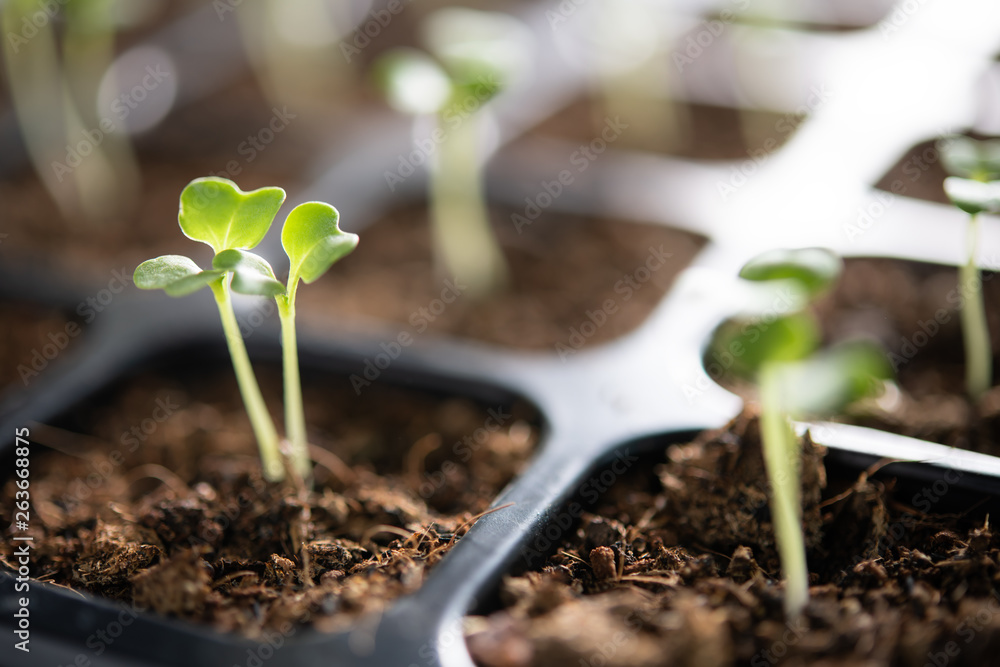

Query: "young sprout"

xmin=940 ymin=136 xmax=1000 ymax=400
xmin=711 ymin=248 xmax=891 ymax=619
xmin=374 ymin=8 xmax=532 ymax=298
xmin=134 ymin=177 xmax=358 ymax=482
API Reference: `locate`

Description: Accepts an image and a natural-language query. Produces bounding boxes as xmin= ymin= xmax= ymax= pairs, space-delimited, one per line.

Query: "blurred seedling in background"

xmin=709 ymin=248 xmax=892 ymax=619
xmin=581 ymin=0 xmax=686 ymax=152
xmin=237 ymin=0 xmax=354 ymax=117
xmin=374 ymin=8 xmax=532 ymax=298
xmin=2 ymin=0 xmax=142 ymax=223
xmin=940 ymin=136 xmax=1000 ymax=401
xmin=134 ymin=177 xmax=358 ymax=483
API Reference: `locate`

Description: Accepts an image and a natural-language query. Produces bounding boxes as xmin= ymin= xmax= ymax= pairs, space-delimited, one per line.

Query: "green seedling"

xmin=134 ymin=177 xmax=358 ymax=482
xmin=374 ymin=8 xmax=531 ymax=298
xmin=940 ymin=136 xmax=1000 ymax=400
xmin=711 ymin=247 xmax=891 ymax=619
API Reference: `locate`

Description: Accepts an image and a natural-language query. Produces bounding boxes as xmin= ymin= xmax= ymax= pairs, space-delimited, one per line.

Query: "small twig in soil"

xmin=362 ymin=524 xmax=417 ymax=546
xmin=818 ymin=458 xmax=897 ymax=509
xmin=405 ymin=433 xmax=442 ymax=492
xmin=28 ymin=423 xmax=110 ymax=458
xmin=448 ymin=502 xmax=516 ymax=547
xmin=618 ymin=573 xmax=681 ymax=588
xmin=125 ymin=464 xmax=191 ymax=496
xmin=212 ymin=571 xmax=259 ymax=590
xmin=308 ymin=443 xmax=357 ymax=486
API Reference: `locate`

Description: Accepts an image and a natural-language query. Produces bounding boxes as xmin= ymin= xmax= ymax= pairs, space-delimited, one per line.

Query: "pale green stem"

xmin=431 ymin=113 xmax=507 ymax=299
xmin=962 ymin=213 xmax=992 ymax=401
xmin=276 ymin=282 xmax=312 ymax=482
xmin=759 ymin=363 xmax=809 ymax=620
xmin=209 ymin=280 xmax=284 ymax=481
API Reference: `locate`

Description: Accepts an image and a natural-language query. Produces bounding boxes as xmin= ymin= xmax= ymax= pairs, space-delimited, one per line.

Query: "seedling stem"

xmin=962 ymin=213 xmax=991 ymax=400
xmin=209 ymin=278 xmax=284 ymax=481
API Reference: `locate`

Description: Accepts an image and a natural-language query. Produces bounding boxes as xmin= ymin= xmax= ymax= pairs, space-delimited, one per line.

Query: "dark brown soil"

xmin=0 ymin=302 xmax=75 ymax=393
xmin=0 ymin=363 xmax=538 ymax=636
xmin=873 ymin=139 xmax=949 ymax=205
xmin=299 ymin=206 xmax=703 ymax=350
xmin=466 ymin=411 xmax=1000 ymax=667
xmin=817 ymin=258 xmax=1000 ymax=455
xmin=522 ymin=97 xmax=804 ymax=161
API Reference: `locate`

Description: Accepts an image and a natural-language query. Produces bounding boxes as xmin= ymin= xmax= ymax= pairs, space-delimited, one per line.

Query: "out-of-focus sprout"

xmin=940 ymin=136 xmax=1000 ymax=401
xmin=585 ymin=0 xmax=686 ymax=152
xmin=375 ymin=8 xmax=532 ymax=298
xmin=237 ymin=0 xmax=353 ymax=116
xmin=2 ymin=0 xmax=140 ymax=224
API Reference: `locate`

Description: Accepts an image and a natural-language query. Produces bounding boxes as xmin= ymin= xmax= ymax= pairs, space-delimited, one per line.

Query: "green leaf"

xmin=943 ymin=177 xmax=1000 ymax=216
xmin=134 ymin=255 xmax=224 ymax=297
xmin=710 ymin=312 xmax=820 ymax=379
xmin=939 ymin=136 xmax=1000 ymax=181
xmin=422 ymin=8 xmax=531 ymax=93
xmin=282 ymin=202 xmax=359 ymax=285
xmin=178 ymin=177 xmax=286 ymax=254
xmin=213 ymin=249 xmax=286 ymax=297
xmin=739 ymin=247 xmax=843 ymax=299
xmin=374 ymin=49 xmax=452 ymax=115
xmin=771 ymin=341 xmax=893 ymax=418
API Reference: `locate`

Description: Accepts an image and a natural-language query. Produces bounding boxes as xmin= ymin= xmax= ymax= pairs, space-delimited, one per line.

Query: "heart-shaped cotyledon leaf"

xmin=282 ymin=202 xmax=360 ymax=286
xmin=178 ymin=177 xmax=286 ymax=254
xmin=213 ymin=249 xmax=286 ymax=297
xmin=739 ymin=247 xmax=842 ymax=300
xmin=939 ymin=136 xmax=1000 ymax=182
xmin=134 ymin=255 xmax=224 ymax=297
xmin=943 ymin=177 xmax=1000 ymax=216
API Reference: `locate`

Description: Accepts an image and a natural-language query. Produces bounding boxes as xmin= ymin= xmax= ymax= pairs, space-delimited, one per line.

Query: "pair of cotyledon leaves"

xmin=940 ymin=136 xmax=1000 ymax=216
xmin=715 ymin=248 xmax=891 ymax=418
xmin=134 ymin=178 xmax=358 ymax=298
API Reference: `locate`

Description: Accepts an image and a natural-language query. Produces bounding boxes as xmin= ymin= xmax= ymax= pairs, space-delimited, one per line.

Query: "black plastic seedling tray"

xmin=4 ymin=0 xmax=1000 ymax=665
xmin=3 ymin=232 xmax=1000 ymax=667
